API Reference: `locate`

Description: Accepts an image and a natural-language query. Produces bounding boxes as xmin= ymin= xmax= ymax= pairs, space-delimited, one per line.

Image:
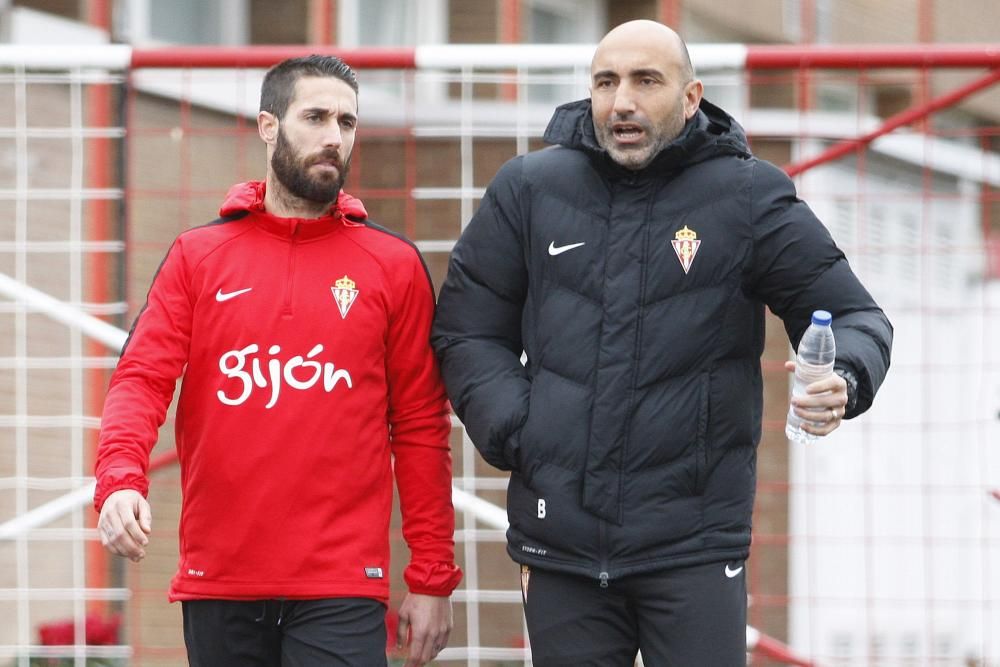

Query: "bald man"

xmin=434 ymin=20 xmax=891 ymax=666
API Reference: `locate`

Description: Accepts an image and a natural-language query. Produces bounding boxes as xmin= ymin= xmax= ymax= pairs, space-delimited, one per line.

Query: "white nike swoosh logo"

xmin=215 ymin=287 xmax=252 ymax=302
xmin=548 ymin=241 xmax=585 ymax=256
xmin=725 ymin=564 xmax=744 ymax=578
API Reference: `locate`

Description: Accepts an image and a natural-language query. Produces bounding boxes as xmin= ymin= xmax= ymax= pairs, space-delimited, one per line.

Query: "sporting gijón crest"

xmin=331 ymin=275 xmax=359 ymax=319
xmin=671 ymin=225 xmax=701 ymax=274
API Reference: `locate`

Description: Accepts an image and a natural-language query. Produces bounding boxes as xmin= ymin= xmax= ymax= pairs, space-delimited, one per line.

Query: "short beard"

xmin=594 ymin=103 xmax=688 ymax=171
xmin=596 ymin=124 xmax=675 ymax=170
xmin=270 ymin=127 xmax=350 ymax=205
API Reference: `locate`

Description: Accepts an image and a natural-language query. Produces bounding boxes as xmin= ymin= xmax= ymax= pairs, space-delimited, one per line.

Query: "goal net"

xmin=1 ymin=42 xmax=998 ymax=666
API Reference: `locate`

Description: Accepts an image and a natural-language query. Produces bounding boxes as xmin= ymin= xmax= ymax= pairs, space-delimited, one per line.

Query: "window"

xmin=526 ymin=0 xmax=603 ymax=44
xmin=783 ymin=0 xmax=832 ymax=43
xmin=815 ymin=0 xmax=833 ymax=43
xmin=337 ymin=0 xmax=446 ymax=47
xmin=118 ymin=0 xmax=249 ymax=45
xmin=782 ymin=0 xmax=802 ymax=42
xmin=522 ymin=0 xmax=605 ymax=44
xmin=523 ymin=0 xmax=605 ymax=104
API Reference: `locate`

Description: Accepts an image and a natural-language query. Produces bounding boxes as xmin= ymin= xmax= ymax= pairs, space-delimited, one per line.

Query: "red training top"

xmin=95 ymin=181 xmax=462 ymax=602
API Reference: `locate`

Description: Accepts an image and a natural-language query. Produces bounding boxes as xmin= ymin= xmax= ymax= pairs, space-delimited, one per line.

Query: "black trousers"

xmin=182 ymin=598 xmax=388 ymax=667
xmin=520 ymin=561 xmax=747 ymax=666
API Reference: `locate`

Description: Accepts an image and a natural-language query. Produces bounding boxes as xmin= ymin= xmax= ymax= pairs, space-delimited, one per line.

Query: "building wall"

xmin=685 ymin=0 xmax=787 ymax=43
xmin=249 ymin=0 xmax=309 ymax=44
xmin=10 ymin=0 xmax=80 ymax=21
xmin=449 ymin=0 xmax=499 ymax=42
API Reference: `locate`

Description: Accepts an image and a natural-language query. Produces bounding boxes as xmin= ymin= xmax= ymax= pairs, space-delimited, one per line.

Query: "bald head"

xmin=592 ymin=20 xmax=695 ymax=84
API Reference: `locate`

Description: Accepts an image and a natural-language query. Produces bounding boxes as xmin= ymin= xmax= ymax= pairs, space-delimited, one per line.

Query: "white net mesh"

xmin=0 ymin=62 xmax=129 ymax=664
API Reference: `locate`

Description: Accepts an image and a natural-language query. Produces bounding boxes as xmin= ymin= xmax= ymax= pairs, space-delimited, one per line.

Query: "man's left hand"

xmin=396 ymin=593 xmax=453 ymax=667
xmin=784 ymin=360 xmax=849 ymax=436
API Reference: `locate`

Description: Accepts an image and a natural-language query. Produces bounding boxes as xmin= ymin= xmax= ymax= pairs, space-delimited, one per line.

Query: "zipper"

xmin=598 ymin=519 xmax=609 ymax=588
xmin=282 ymin=224 xmax=298 ymax=317
xmin=695 ymin=371 xmax=710 ymax=493
xmin=617 ymin=217 xmax=651 ymax=524
xmin=602 ymin=198 xmax=652 ymax=592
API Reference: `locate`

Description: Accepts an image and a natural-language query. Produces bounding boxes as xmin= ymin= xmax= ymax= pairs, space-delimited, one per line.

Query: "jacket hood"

xmin=542 ymin=97 xmax=750 ymax=173
xmin=218 ymin=180 xmax=368 ymax=222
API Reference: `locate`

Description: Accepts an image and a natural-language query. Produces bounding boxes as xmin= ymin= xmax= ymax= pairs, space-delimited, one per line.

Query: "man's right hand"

xmin=97 ymin=489 xmax=152 ymax=562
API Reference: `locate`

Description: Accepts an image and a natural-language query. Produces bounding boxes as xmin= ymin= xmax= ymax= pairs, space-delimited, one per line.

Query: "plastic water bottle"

xmin=785 ymin=310 xmax=836 ymax=444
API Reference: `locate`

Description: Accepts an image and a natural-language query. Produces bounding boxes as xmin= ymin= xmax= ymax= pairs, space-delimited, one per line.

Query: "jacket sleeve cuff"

xmin=404 ymin=561 xmax=463 ymax=597
xmin=834 ymin=366 xmax=859 ymax=416
xmin=93 ymin=477 xmax=149 ymax=513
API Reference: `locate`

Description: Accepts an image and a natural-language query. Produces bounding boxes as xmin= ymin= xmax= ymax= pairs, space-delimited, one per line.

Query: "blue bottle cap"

xmin=811 ymin=310 xmax=832 ymax=326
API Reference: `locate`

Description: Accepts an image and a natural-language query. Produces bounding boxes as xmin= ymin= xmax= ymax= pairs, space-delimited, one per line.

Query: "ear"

xmin=258 ymin=111 xmax=278 ymax=145
xmin=683 ymin=79 xmax=704 ymax=120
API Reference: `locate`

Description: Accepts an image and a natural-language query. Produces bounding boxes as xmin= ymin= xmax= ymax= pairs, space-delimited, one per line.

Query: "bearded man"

xmin=95 ymin=55 xmax=461 ymax=667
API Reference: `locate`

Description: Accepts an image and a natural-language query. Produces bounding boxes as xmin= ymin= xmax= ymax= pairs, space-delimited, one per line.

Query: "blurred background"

xmin=0 ymin=0 xmax=998 ymax=665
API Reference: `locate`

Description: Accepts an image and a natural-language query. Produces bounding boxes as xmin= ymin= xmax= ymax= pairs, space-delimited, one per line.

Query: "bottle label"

xmin=796 ymin=360 xmax=834 ymax=383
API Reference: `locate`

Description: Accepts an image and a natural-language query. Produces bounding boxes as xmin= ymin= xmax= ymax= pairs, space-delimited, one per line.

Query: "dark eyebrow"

xmin=592 ymin=68 xmax=666 ymax=81
xmin=300 ymin=107 xmax=358 ymax=123
xmin=300 ymin=107 xmax=328 ymax=116
xmin=629 ymin=68 xmax=666 ymax=80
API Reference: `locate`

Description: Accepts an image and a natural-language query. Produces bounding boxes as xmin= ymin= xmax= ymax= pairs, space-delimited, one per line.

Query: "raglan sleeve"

xmin=93 ymin=236 xmax=194 ymax=511
xmin=431 ymin=157 xmax=530 ymax=470
xmin=386 ymin=247 xmax=463 ymax=597
xmin=746 ymin=159 xmax=893 ymax=417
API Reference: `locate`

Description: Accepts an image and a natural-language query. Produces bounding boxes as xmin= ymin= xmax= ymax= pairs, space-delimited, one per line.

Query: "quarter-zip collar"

xmin=217 ymin=180 xmax=368 ymax=241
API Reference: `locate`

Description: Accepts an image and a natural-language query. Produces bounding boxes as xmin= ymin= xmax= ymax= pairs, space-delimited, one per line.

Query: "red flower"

xmin=85 ymin=614 xmax=120 ymax=645
xmin=38 ymin=620 xmax=73 ymax=646
xmin=38 ymin=614 xmax=121 ymax=645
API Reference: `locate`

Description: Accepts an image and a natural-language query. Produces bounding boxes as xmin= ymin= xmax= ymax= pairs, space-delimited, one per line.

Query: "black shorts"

xmin=520 ymin=561 xmax=747 ymax=666
xmin=182 ymin=597 xmax=388 ymax=667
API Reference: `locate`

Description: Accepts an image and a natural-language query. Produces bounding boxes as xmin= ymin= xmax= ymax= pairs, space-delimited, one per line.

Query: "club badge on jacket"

xmin=671 ymin=225 xmax=701 ymax=275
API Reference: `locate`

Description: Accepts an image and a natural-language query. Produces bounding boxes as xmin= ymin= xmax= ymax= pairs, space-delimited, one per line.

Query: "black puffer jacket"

xmin=432 ymin=98 xmax=892 ymax=582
